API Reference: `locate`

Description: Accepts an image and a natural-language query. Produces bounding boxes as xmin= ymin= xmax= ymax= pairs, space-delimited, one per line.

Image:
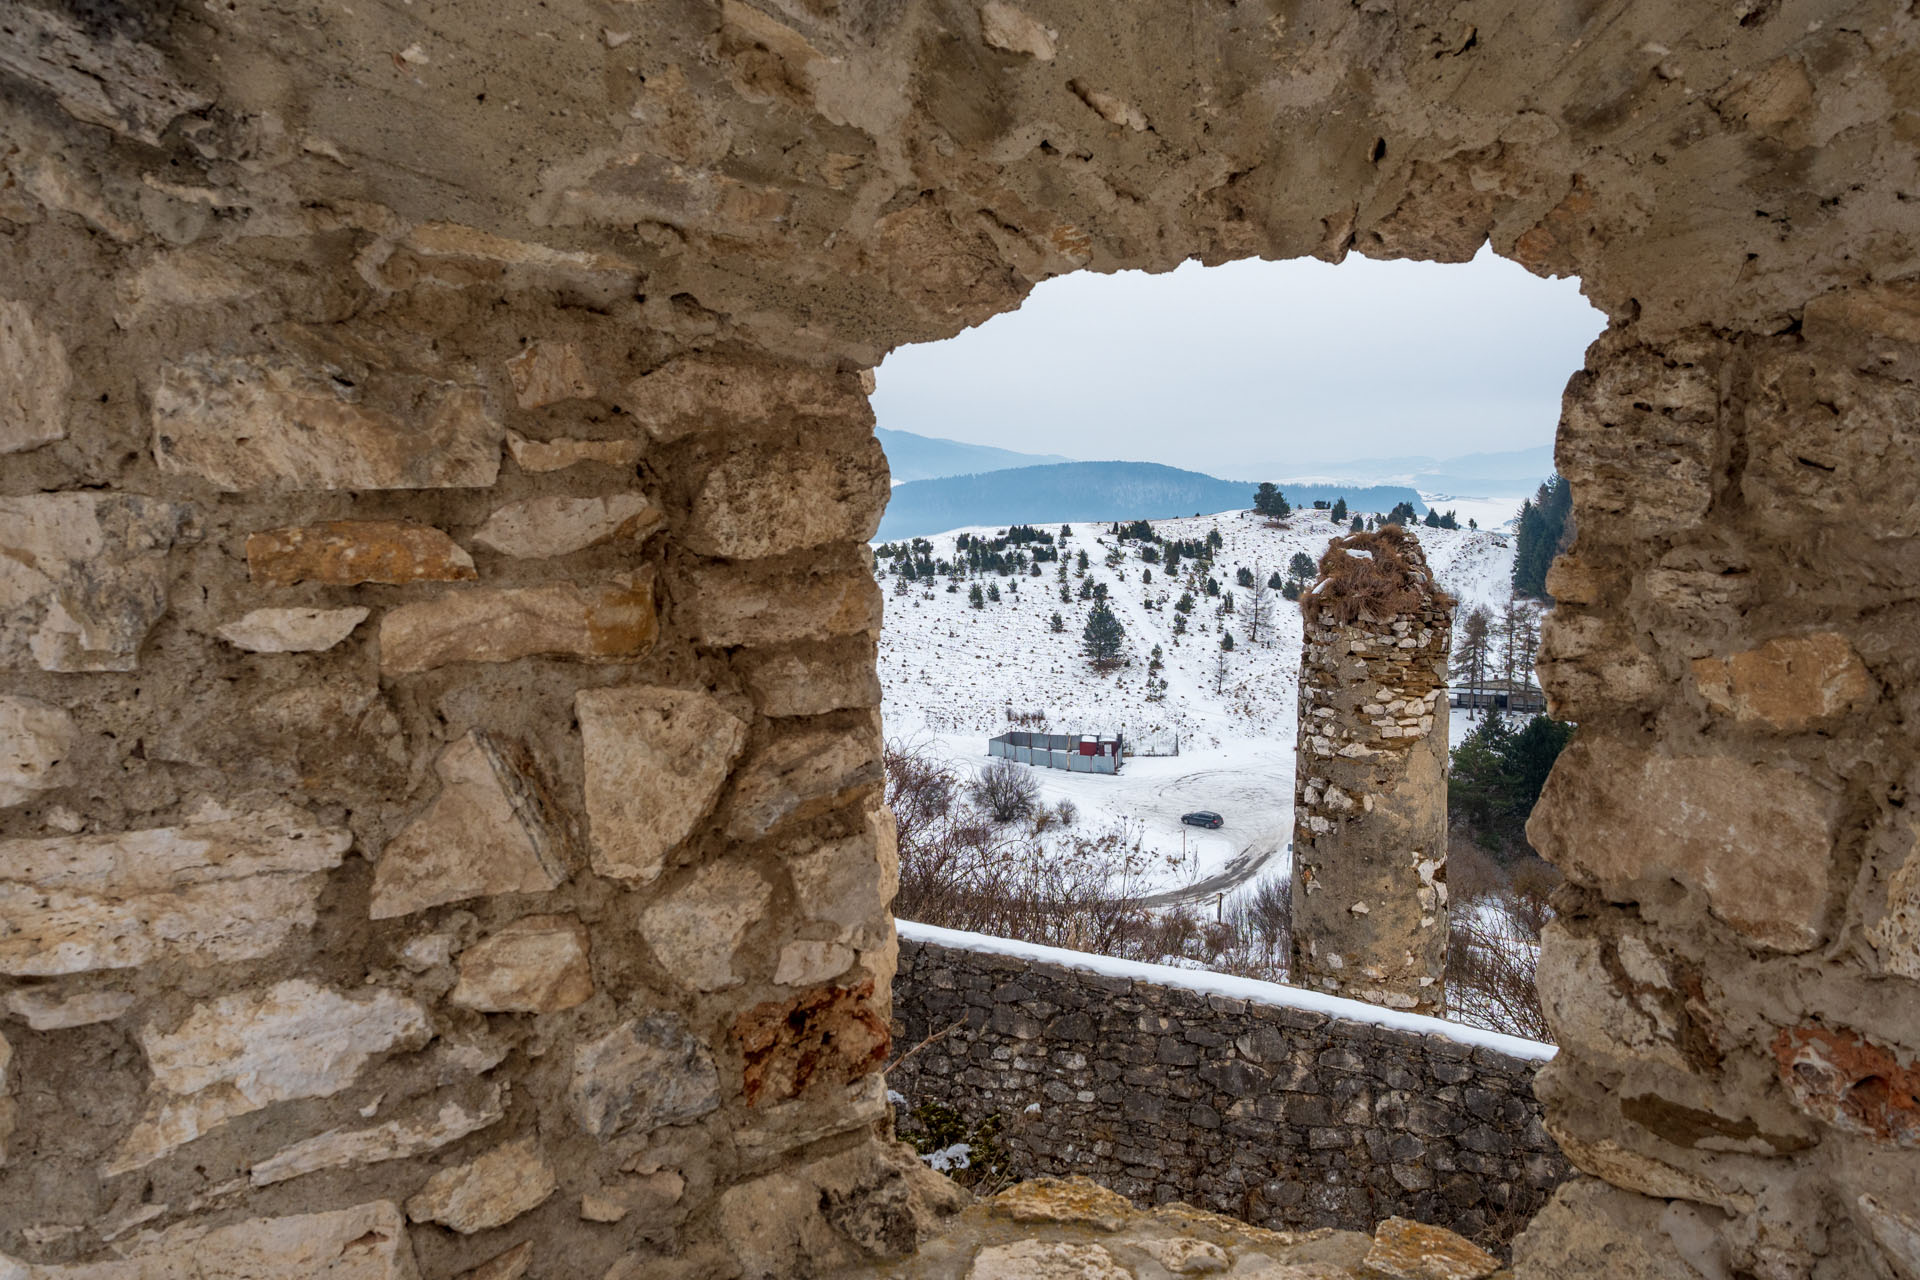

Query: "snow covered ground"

xmin=876 ymin=504 xmax=1524 ymax=904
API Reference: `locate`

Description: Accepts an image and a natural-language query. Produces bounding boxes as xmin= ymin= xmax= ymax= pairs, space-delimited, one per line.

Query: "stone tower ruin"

xmin=1291 ymin=528 xmax=1453 ymax=1015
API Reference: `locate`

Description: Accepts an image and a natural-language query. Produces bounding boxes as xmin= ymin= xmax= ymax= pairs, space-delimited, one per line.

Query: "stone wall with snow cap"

xmin=889 ymin=928 xmax=1568 ymax=1250
xmin=1290 ymin=529 xmax=1454 ymax=1015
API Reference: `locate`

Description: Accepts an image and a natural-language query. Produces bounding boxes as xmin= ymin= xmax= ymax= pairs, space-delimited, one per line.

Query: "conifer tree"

xmin=1350 ymin=516 xmax=1364 ymax=532
xmin=1512 ymin=474 xmax=1572 ymax=599
xmin=1220 ymin=631 xmax=1235 ymax=651
xmin=969 ymin=583 xmax=985 ymax=609
xmin=1288 ymin=551 xmax=1316 ymax=581
xmin=986 ymin=584 xmax=1000 ymax=602
xmin=1268 ymin=570 xmax=1283 ymax=589
xmin=1330 ymin=497 xmax=1348 ymax=523
xmin=1452 ymin=606 xmax=1494 ymax=714
xmin=1236 ymin=566 xmax=1254 ymax=587
xmin=1050 ymin=612 xmax=1065 ymax=633
xmin=1082 ymin=601 xmax=1125 ymax=668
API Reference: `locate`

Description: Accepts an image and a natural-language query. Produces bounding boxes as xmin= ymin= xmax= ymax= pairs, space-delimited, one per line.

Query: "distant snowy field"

xmin=875 ymin=504 xmax=1522 ymax=905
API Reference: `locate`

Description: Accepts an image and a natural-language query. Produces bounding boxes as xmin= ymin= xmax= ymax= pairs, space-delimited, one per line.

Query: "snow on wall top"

xmin=896 ymin=918 xmax=1557 ymax=1063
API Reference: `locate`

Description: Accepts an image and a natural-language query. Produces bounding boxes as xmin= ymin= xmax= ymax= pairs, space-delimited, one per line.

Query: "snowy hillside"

xmin=874 ymin=507 xmax=1520 ymax=901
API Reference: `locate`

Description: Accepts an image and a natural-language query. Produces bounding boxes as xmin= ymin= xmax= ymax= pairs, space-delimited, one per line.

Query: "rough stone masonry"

xmin=1291 ymin=529 xmax=1453 ymax=1016
xmin=0 ymin=0 xmax=1917 ymax=1277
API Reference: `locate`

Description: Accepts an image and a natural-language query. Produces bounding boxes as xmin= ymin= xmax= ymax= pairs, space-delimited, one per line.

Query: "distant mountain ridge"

xmin=876 ymin=428 xmax=1073 ymax=483
xmin=1272 ymin=444 xmax=1553 ymax=498
xmin=875 ymin=460 xmax=1427 ymax=541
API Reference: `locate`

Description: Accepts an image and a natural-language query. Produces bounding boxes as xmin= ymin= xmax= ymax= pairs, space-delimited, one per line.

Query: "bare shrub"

xmin=1300 ymin=525 xmax=1454 ymax=625
xmin=1054 ymin=799 xmax=1078 ymax=828
xmin=969 ymin=757 xmax=1041 ymax=824
xmin=1446 ymin=836 xmax=1508 ymax=907
xmin=1447 ymin=915 xmax=1550 ymax=1042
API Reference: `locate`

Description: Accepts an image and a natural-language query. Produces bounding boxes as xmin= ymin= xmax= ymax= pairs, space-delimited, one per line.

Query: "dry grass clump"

xmin=1300 ymin=524 xmax=1454 ymax=625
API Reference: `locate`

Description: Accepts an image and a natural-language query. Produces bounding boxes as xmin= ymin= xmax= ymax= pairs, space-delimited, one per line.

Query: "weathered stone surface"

xmin=577 ymin=686 xmax=749 ymax=884
xmin=733 ymin=979 xmax=889 ymax=1106
xmin=581 ymin=1171 xmax=683 ymax=1227
xmin=1133 ymin=1237 xmax=1230 ymax=1274
xmin=1511 ymin=1178 xmax=1720 ymax=1280
xmin=640 ymin=860 xmax=769 ymax=991
xmin=247 ymin=520 xmax=477 ymax=587
xmin=378 ymin=573 xmax=656 ymax=673
xmin=787 ymin=809 xmax=896 ymax=950
xmin=569 ymin=1013 xmax=721 ymax=1139
xmin=737 ymin=638 xmax=882 ymax=717
xmin=505 ymin=429 xmax=643 ymax=473
xmin=0 ymin=694 xmax=75 ymax=807
xmin=0 ymin=493 xmax=193 ymax=672
xmin=0 ymin=298 xmax=70 ymax=454
xmin=458 ymin=1242 xmax=533 ymax=1280
xmin=683 ymin=433 xmax=888 ymax=559
xmin=726 ymin=714 xmax=883 ymax=840
xmin=0 ymin=804 xmax=352 ymax=975
xmin=0 ymin=1201 xmax=417 ymax=1278
xmin=370 ymin=732 xmax=570 ymax=919
xmin=968 ymin=1240 xmax=1129 ymax=1280
xmin=472 ymin=493 xmax=663 ymax=559
xmin=0 ymin=1029 xmax=12 ymax=1165
xmin=406 ymin=1135 xmax=558 ymax=1233
xmin=1361 ymin=1217 xmax=1500 ymax=1279
xmin=1743 ymin=352 xmax=1920 ymax=536
xmin=250 ymin=1081 xmax=505 ymax=1186
xmin=776 ymin=940 xmax=854 ymax=986
xmin=1857 ymin=1193 xmax=1920 ymax=1279
xmin=0 ymin=6 xmax=211 ymax=145
xmin=5 ymin=987 xmax=136 ymax=1029
xmin=1531 ymin=742 xmax=1837 ymax=952
xmin=625 ymin=354 xmax=866 ymax=444
xmin=990 ymin=1178 xmax=1135 ymax=1233
xmin=152 ymin=355 xmax=502 ymax=491
xmin=450 ymin=913 xmax=593 ymax=1012
xmin=506 ymin=341 xmax=595 ymax=408
xmin=109 ymin=980 xmax=431 ymax=1174
xmin=1691 ymin=632 xmax=1871 ymax=729
xmin=682 ymin=545 xmax=882 ymax=647
xmin=979 ymin=2 xmax=1056 ymax=60
xmin=1869 ymin=837 xmax=1920 ymax=981
xmin=215 ymin=606 xmax=369 ymax=653
xmin=1773 ymin=1024 xmax=1920 ymax=1148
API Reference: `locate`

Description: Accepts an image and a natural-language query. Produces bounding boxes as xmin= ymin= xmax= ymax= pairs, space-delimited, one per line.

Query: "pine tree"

xmin=1174 ymin=591 xmax=1194 ymax=614
xmin=1082 ymin=601 xmax=1125 ymax=668
xmin=1512 ymin=474 xmax=1572 ymax=599
xmin=1050 ymin=611 xmax=1065 ymax=633
xmin=1288 ymin=551 xmax=1316 ymax=581
xmin=969 ymin=583 xmax=985 ymax=609
xmin=1282 ymin=580 xmax=1301 ymax=601
xmin=1220 ymin=631 xmax=1235 ymax=651
xmin=1452 ymin=606 xmax=1493 ymax=714
xmin=986 ymin=584 xmax=1000 ymax=602
xmin=1424 ymin=509 xmax=1442 ymax=528
xmin=1253 ymin=482 xmax=1280 ymax=516
xmin=1078 ymin=579 xmax=1093 ymax=600
xmin=1350 ymin=516 xmax=1364 ymax=533
xmin=1330 ymin=497 xmax=1348 ymax=523
xmin=1207 ymin=528 xmax=1224 ymax=551
xmin=1076 ymin=549 xmax=1089 ymax=573
xmin=1058 ymin=583 xmax=1071 ymax=603
xmin=1267 ymin=570 xmax=1283 ymax=589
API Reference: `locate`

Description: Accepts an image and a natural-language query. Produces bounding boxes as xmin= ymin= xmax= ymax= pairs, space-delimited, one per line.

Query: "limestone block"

xmin=215 ymin=606 xmax=370 ymax=653
xmin=989 ymin=1178 xmax=1135 ymax=1232
xmin=0 ymin=1201 xmax=417 ymax=1279
xmin=1870 ymin=832 xmax=1920 ymax=980
xmin=505 ymin=428 xmax=643 ymax=473
xmin=370 ymin=732 xmax=570 ymax=919
xmin=0 ymin=804 xmax=352 ymax=975
xmin=458 ymin=1242 xmax=533 ymax=1280
xmin=733 ymin=979 xmax=889 ymax=1106
xmin=576 ymin=686 xmax=749 ymax=885
xmin=736 ymin=638 xmax=882 ymax=717
xmin=450 ymin=914 xmax=593 ymax=1012
xmin=785 ymin=815 xmax=896 ymax=950
xmin=726 ymin=714 xmax=883 ymax=840
xmin=247 ymin=520 xmax=476 ymax=587
xmin=625 ymin=355 xmax=866 ymax=445
xmin=1511 ymin=1178 xmax=1711 ymax=1280
xmin=1744 ymin=353 xmax=1920 ymax=536
xmin=379 ymin=573 xmax=656 ymax=674
xmin=1691 ymin=632 xmax=1871 ymax=729
xmin=1804 ymin=281 xmax=1920 ymax=385
xmin=152 ymin=355 xmax=501 ymax=491
xmin=506 ymin=341 xmax=595 ymax=407
xmin=683 ymin=546 xmax=882 ymax=647
xmin=1361 ymin=1216 xmax=1499 ymax=1279
xmin=108 ymin=980 xmax=432 ymax=1175
xmin=0 ymin=298 xmax=70 ymax=454
xmin=406 ymin=1135 xmax=558 ymax=1233
xmin=683 ymin=433 xmax=889 ymax=559
xmin=0 ymin=694 xmax=75 ymax=807
xmin=1533 ymin=741 xmax=1836 ymax=951
xmin=0 ymin=6 xmax=212 ymax=145
xmin=1557 ymin=337 xmax=1722 ymax=541
xmin=966 ymin=1240 xmax=1129 ymax=1280
xmin=776 ymin=940 xmax=854 ymax=986
xmin=5 ymin=987 xmax=136 ymax=1029
xmin=0 ymin=493 xmax=193 ymax=672
xmin=569 ymin=1013 xmax=721 ymax=1139
xmin=979 ymin=2 xmax=1056 ymax=60
xmin=581 ymin=1171 xmax=684 ymax=1227
xmin=250 ymin=1081 xmax=506 ymax=1186
xmin=1857 ymin=1193 xmax=1920 ymax=1279
xmin=111 ymin=249 xmax=262 ymax=328
xmin=640 ymin=860 xmax=770 ymax=991
xmin=1134 ymin=1238 xmax=1229 ymax=1274
xmin=471 ymin=493 xmax=662 ymax=559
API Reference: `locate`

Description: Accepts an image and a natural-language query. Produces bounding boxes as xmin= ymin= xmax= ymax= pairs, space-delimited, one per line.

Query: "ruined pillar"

xmin=1289 ymin=529 xmax=1453 ymax=1015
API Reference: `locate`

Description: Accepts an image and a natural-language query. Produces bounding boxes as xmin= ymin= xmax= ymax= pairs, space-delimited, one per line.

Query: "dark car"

xmin=1180 ymin=811 xmax=1224 ymax=829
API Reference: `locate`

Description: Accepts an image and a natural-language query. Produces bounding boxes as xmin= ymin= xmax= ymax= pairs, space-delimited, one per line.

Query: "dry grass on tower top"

xmin=1301 ymin=525 xmax=1454 ymax=626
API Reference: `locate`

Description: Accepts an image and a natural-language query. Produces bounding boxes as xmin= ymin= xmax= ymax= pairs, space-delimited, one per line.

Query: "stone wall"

xmin=889 ymin=933 xmax=1569 ymax=1249
xmin=1291 ymin=531 xmax=1453 ymax=1014
xmin=2 ymin=0 xmax=1918 ymax=1275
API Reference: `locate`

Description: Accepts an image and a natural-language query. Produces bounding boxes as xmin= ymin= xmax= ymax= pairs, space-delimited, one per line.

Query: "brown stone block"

xmin=0 ymin=298 xmax=70 ymax=455
xmin=1803 ymin=280 xmax=1920 ymax=384
xmin=451 ymin=913 xmax=594 ymax=1012
xmin=736 ymin=637 xmax=882 ymax=717
xmin=683 ymin=546 xmax=882 ymax=648
xmin=506 ymin=340 xmax=595 ymax=408
xmin=505 ymin=428 xmax=643 ymax=474
xmin=625 ymin=354 xmax=868 ymax=444
xmin=1742 ymin=352 xmax=1920 ymax=537
xmin=247 ymin=519 xmax=477 ymax=586
xmin=1773 ymin=1023 xmax=1920 ymax=1148
xmin=0 ymin=1200 xmax=419 ymax=1277
xmin=472 ymin=493 xmax=662 ymax=559
xmin=726 ymin=712 xmax=883 ymax=841
xmin=1691 ymin=632 xmax=1871 ymax=729
xmin=733 ymin=978 xmax=890 ymax=1106
xmin=379 ymin=571 xmax=656 ymax=673
xmin=406 ymin=1135 xmax=559 ymax=1233
xmin=1529 ymin=740 xmax=1836 ymax=952
xmin=683 ymin=433 xmax=889 ymax=559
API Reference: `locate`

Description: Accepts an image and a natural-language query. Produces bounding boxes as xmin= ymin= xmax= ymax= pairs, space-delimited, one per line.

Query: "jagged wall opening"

xmin=0 ymin=1 xmax=1915 ymax=1277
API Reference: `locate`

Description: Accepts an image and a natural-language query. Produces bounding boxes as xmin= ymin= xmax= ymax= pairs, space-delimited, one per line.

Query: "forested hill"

xmin=875 ymin=428 xmax=1074 ymax=482
xmin=875 ymin=460 xmax=1427 ymax=540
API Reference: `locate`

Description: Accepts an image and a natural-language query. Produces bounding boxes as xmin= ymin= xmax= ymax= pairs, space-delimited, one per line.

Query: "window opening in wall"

xmin=867 ymin=247 xmax=1603 ymax=1045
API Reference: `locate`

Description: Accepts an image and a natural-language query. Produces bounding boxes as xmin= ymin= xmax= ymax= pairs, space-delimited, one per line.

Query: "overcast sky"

xmin=871 ymin=246 xmax=1606 ymax=479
